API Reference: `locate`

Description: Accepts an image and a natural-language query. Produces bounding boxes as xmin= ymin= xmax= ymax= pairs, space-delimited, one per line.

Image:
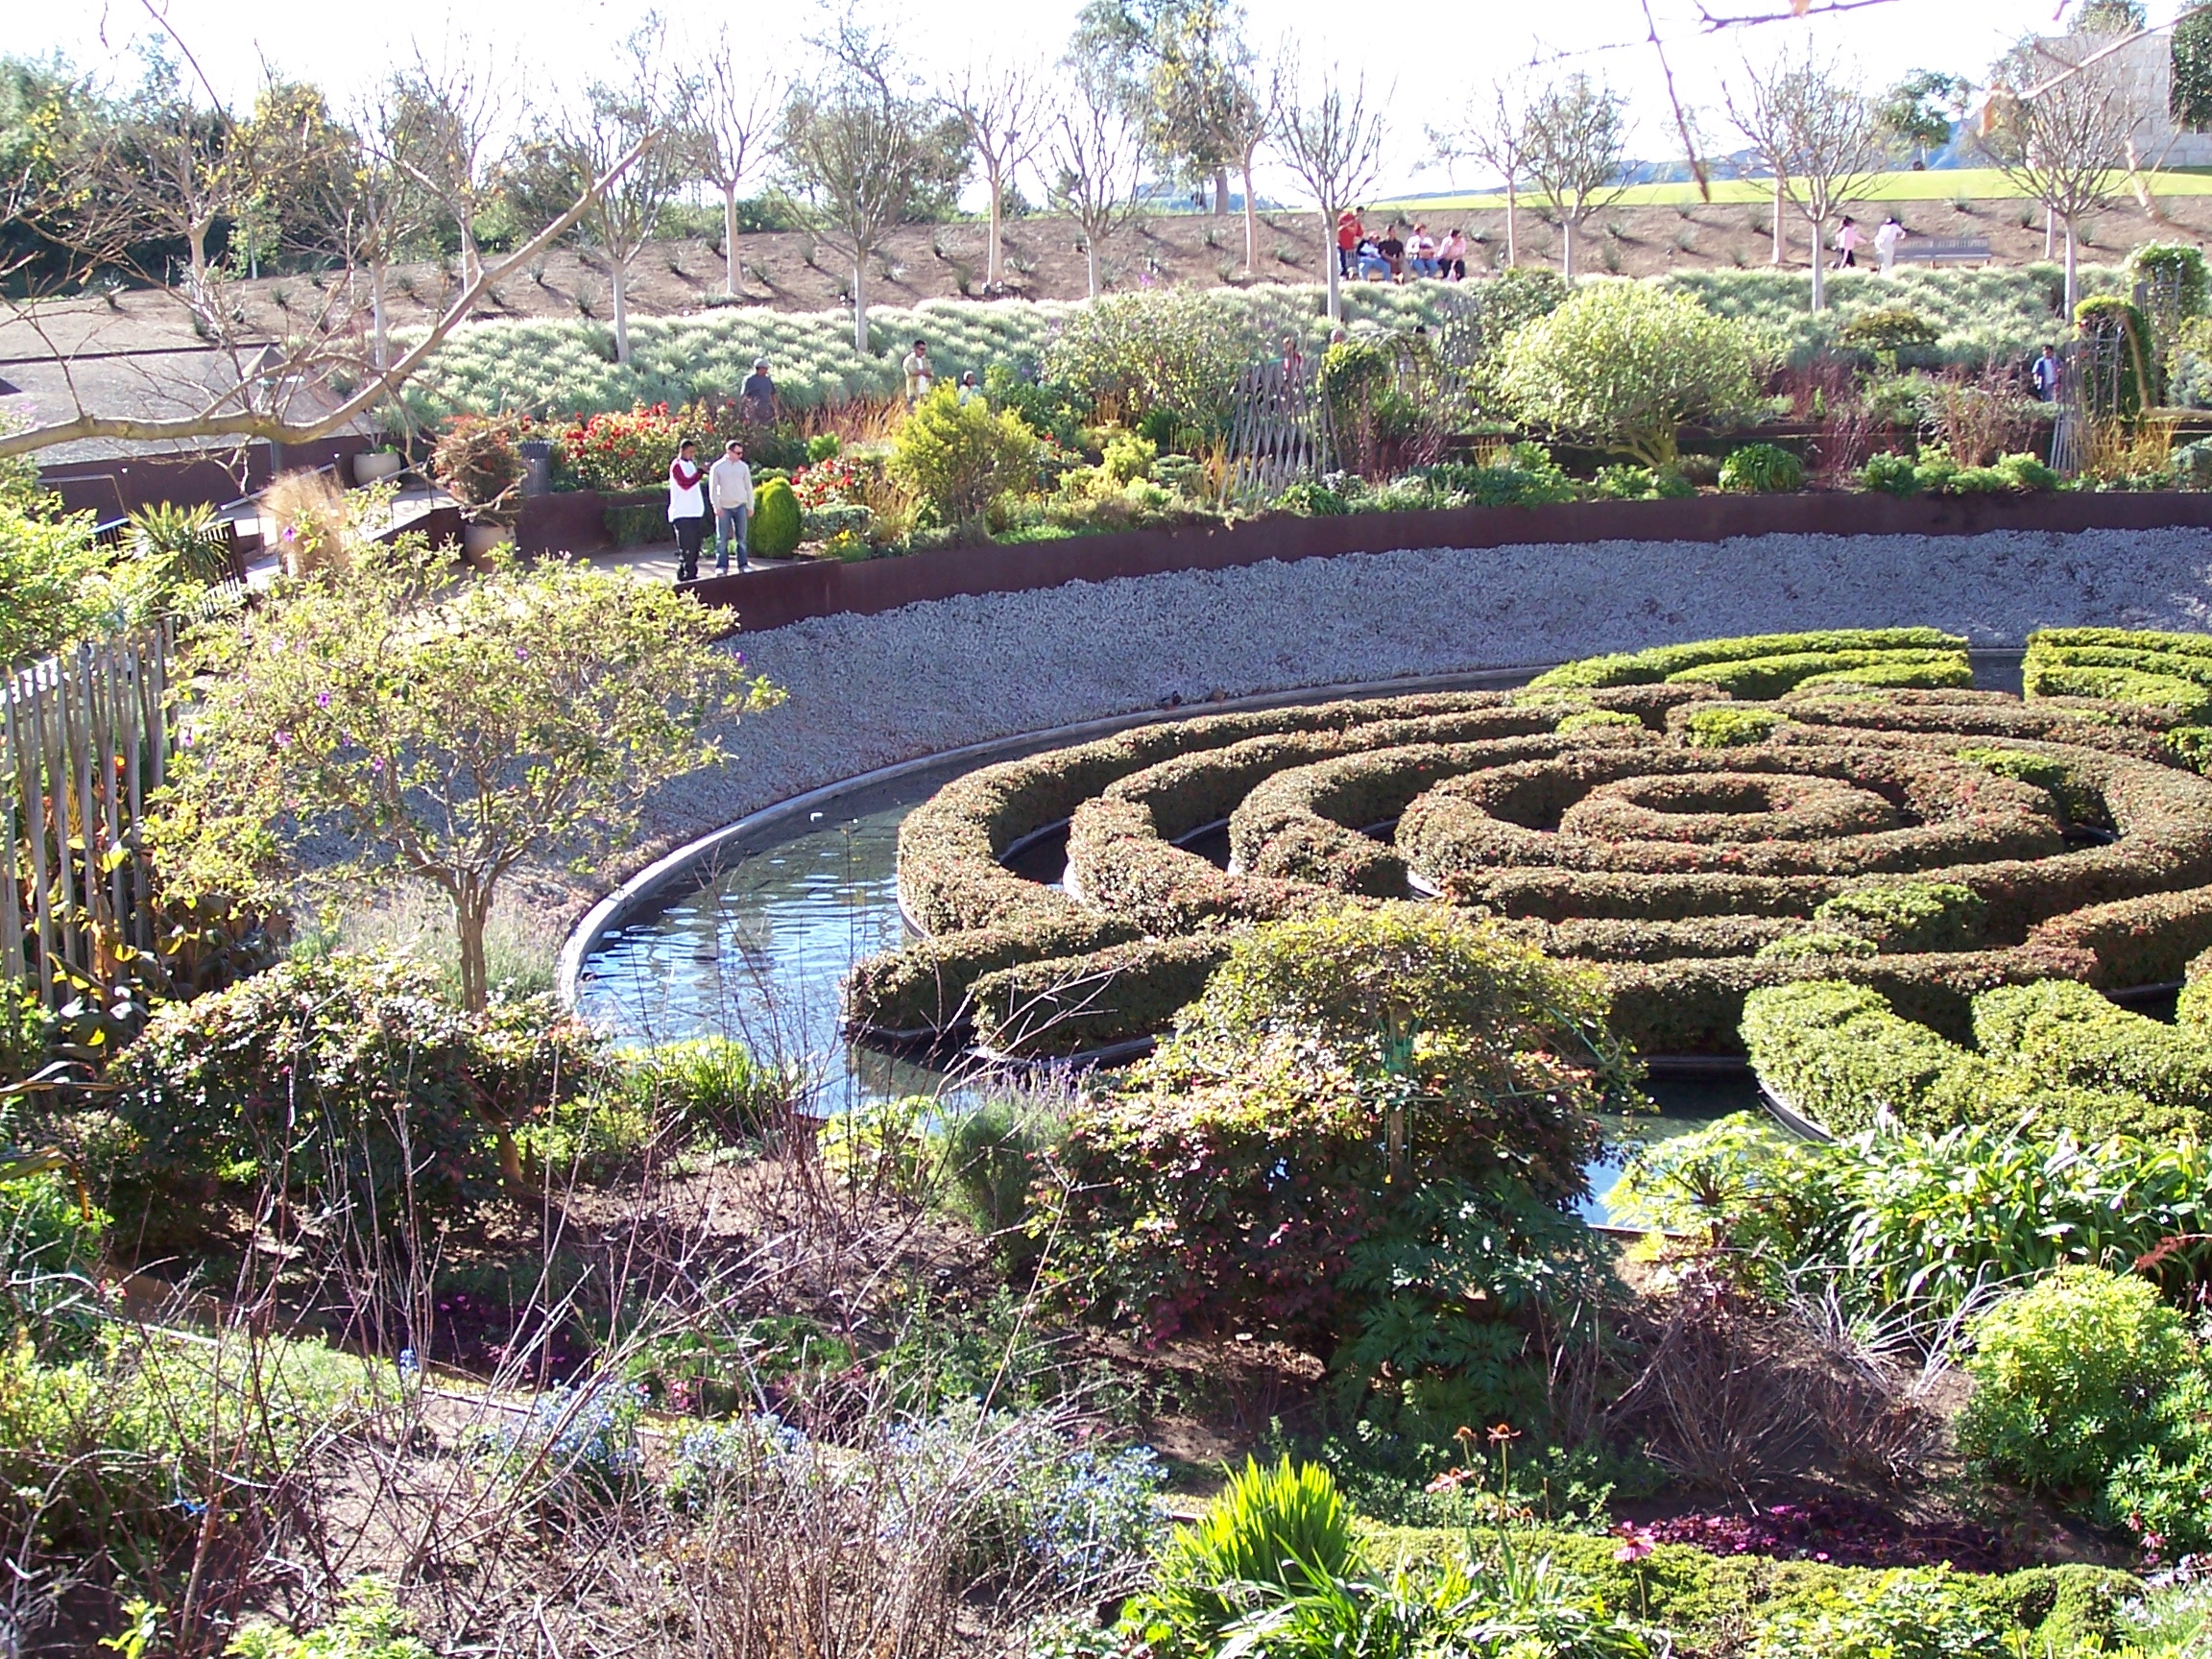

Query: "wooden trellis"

xmin=2 ymin=623 xmax=184 ymax=1010
xmin=1227 ymin=359 xmax=1335 ymax=503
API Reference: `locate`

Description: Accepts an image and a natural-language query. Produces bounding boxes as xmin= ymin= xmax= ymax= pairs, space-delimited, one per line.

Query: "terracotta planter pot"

xmin=352 ymin=450 xmax=403 ymax=486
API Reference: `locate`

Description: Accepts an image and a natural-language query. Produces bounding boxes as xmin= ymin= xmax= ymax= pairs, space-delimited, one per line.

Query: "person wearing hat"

xmin=740 ymin=357 xmax=779 ymax=424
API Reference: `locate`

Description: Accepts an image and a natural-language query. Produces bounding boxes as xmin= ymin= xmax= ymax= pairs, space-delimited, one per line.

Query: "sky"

xmin=21 ymin=0 xmax=2205 ymax=204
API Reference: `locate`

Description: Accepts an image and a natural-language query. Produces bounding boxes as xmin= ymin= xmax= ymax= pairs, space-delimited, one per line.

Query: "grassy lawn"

xmin=1382 ymin=166 xmax=2212 ymax=212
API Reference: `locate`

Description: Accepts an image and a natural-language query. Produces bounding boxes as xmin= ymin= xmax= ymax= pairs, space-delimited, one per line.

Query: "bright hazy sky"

xmin=22 ymin=0 xmax=2202 ymax=202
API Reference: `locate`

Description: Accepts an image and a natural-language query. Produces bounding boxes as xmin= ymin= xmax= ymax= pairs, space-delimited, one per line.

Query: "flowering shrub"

xmin=553 ymin=402 xmax=686 ymax=492
xmin=484 ymin=1379 xmax=647 ymax=1501
xmin=790 ymin=455 xmax=863 ymax=509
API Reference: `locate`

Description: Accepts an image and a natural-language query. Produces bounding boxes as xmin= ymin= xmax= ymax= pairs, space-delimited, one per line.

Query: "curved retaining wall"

xmin=680 ymin=491 xmax=2212 ymax=632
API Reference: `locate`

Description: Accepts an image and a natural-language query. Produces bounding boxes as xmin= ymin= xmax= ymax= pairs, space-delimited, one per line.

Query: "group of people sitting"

xmin=1335 ymin=212 xmax=1469 ymax=283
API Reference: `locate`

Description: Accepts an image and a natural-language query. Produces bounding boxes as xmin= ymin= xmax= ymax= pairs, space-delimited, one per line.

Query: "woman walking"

xmin=667 ymin=439 xmax=709 ymax=584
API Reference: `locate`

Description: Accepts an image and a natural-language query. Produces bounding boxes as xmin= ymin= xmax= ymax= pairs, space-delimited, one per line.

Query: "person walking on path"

xmin=667 ymin=439 xmax=709 ymax=584
xmin=2032 ymin=344 xmax=2062 ymax=402
xmin=740 ymin=357 xmax=779 ymax=423
xmin=902 ymin=339 xmax=933 ymax=402
xmin=1834 ymin=216 xmax=1867 ymax=270
xmin=1336 ymin=208 xmax=1362 ymax=276
xmin=709 ymin=439 xmax=755 ymax=573
xmin=1873 ymin=215 xmax=1907 ymax=275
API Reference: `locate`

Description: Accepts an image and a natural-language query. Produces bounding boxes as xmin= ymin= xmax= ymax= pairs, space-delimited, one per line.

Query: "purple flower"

xmin=273 ymin=731 xmax=292 ymax=748
xmin=516 ymin=647 xmax=530 ymax=661
xmin=316 ymin=691 xmax=331 ymax=708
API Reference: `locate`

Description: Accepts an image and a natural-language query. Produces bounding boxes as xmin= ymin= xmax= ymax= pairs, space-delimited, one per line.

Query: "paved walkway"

xmin=583 ymin=543 xmax=804 ymax=583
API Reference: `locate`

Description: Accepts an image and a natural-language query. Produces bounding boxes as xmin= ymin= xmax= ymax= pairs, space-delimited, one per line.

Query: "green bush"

xmin=619 ymin=1037 xmax=792 ymax=1142
xmin=2128 ymin=243 xmax=2210 ymax=331
xmin=1041 ymin=289 xmax=1259 ymax=428
xmin=1748 ymin=1567 xmax=2005 ymax=1659
xmin=1718 ymin=443 xmax=1805 ymax=493
xmin=1533 ymin=627 xmax=1968 ymax=690
xmin=1836 ymin=306 xmax=1941 ymax=364
xmin=0 ymin=1173 xmax=105 ymax=1358
xmin=1421 ymin=445 xmax=1580 ymax=507
xmin=1815 ymin=881 xmax=1986 ymax=952
xmin=108 ymin=955 xmax=599 ymax=1220
xmin=1045 ymin=906 xmax=1629 ymax=1346
xmin=750 ymin=476 xmax=802 ymax=557
xmin=1129 ymin=1458 xmax=1357 ymax=1656
xmin=2025 ymin=627 xmax=2212 ymax=722
xmin=1497 ymin=281 xmax=1770 ymax=469
xmin=1276 ymin=479 xmax=1350 ymax=516
xmin=228 ymin=1578 xmax=436 ymax=1659
xmin=889 ymin=385 xmax=1040 ymax=525
xmin=1681 ymin=705 xmax=1784 ymax=748
xmin=1862 ymin=451 xmax=1922 ymax=496
xmin=1958 ymin=1267 xmax=2195 ymax=1492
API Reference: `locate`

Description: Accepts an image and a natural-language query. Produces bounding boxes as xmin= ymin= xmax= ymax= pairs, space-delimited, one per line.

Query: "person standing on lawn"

xmin=710 ymin=438 xmax=755 ymax=573
xmin=667 ymin=439 xmax=709 ymax=584
xmin=902 ymin=339 xmax=933 ymax=402
xmin=1834 ymin=215 xmax=1867 ymax=269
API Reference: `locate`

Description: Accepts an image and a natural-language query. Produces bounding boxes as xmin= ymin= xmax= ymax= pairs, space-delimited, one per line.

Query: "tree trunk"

xmin=1241 ymin=158 xmax=1259 ymax=275
xmin=186 ymin=221 xmax=211 ymax=304
xmin=1324 ymin=221 xmax=1341 ymax=322
xmin=612 ymin=256 xmax=632 ymax=365
xmin=2064 ymin=221 xmax=2080 ymax=314
xmin=723 ymin=183 xmax=742 ymax=297
xmin=2046 ymin=204 xmax=2056 ymax=260
xmin=460 ymin=224 xmax=482 ymax=292
xmin=854 ymin=256 xmax=870 ymax=353
xmin=1086 ymin=234 xmax=1101 ymax=300
xmin=1810 ymin=218 xmax=1827 ymax=314
xmin=1504 ymin=180 xmax=1518 ymax=269
xmin=371 ymin=260 xmax=389 ymax=372
xmin=1771 ymin=176 xmax=1784 ymax=265
xmin=1214 ymin=167 xmax=1229 ymax=215
xmin=456 ymin=887 xmax=490 ymax=1015
xmin=987 ymin=165 xmax=1004 ymax=288
xmin=1561 ymin=215 xmax=1575 ymax=280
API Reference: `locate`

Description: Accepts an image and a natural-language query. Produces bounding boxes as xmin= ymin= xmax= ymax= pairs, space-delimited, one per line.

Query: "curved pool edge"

xmin=559 ymin=644 xmax=2035 ymax=1017
xmin=558 ymin=661 xmax=1552 ymax=1012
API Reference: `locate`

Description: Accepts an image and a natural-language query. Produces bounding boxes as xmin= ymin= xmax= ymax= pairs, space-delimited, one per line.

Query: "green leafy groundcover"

xmin=845 ymin=628 xmax=2212 ymax=1057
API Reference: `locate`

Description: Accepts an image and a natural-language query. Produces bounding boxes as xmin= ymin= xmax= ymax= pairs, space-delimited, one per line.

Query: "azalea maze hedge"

xmin=841 ymin=627 xmax=2212 ymax=1057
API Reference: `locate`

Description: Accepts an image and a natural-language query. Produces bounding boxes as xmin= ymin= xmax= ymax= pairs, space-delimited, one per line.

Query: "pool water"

xmin=574 ymin=765 xmax=1743 ymax=1224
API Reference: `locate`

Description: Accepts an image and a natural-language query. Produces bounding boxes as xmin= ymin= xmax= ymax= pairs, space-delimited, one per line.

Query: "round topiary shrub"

xmin=750 ymin=476 xmax=803 ymax=558
xmin=1718 ymin=443 xmax=1804 ymax=493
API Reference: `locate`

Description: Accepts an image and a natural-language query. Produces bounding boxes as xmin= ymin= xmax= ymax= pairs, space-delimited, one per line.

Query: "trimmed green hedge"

xmin=1529 ymin=628 xmax=1968 ymax=691
xmin=856 ymin=627 xmax=2212 ymax=1057
xmin=2026 ymin=627 xmax=2212 ymax=725
xmin=1743 ymin=974 xmax=2212 ymax=1139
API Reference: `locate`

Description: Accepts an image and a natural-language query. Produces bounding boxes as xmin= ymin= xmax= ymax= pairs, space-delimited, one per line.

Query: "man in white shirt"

xmin=709 ymin=439 xmax=756 ymax=573
xmin=902 ymin=339 xmax=932 ymax=402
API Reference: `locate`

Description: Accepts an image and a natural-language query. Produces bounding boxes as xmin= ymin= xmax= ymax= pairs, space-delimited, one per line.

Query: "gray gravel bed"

xmin=627 ymin=525 xmax=2212 ymax=870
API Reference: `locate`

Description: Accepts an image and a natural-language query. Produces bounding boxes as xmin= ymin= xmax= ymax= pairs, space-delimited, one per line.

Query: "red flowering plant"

xmin=553 ymin=403 xmax=687 ymax=493
xmin=790 ymin=456 xmax=862 ymax=509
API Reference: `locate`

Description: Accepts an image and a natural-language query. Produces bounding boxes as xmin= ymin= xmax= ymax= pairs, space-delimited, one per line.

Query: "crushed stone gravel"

xmin=626 ymin=525 xmax=2212 ymax=873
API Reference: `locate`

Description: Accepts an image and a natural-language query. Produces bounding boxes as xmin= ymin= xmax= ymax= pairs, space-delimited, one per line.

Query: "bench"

xmin=1889 ymin=236 xmax=1993 ymax=267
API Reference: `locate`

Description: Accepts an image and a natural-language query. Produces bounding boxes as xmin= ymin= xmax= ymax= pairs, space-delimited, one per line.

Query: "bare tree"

xmin=341 ymin=84 xmax=436 ymax=372
xmin=1214 ymin=60 xmax=1271 ymax=275
xmin=1522 ymin=74 xmax=1630 ymax=280
xmin=1433 ymin=83 xmax=1527 ymax=270
xmin=944 ymin=60 xmax=1046 ymax=291
xmin=778 ymin=22 xmax=970 ymax=352
xmin=389 ymin=43 xmax=511 ymax=291
xmin=553 ymin=16 xmax=693 ymax=365
xmin=689 ymin=35 xmax=782 ymax=299
xmin=1272 ymin=55 xmax=1388 ymax=324
xmin=1047 ymin=62 xmax=1149 ymax=299
xmin=1980 ymin=33 xmax=2142 ymax=311
xmin=1726 ymin=47 xmax=1882 ymax=312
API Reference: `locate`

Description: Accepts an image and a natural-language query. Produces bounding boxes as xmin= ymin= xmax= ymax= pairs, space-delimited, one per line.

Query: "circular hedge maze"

xmin=841 ymin=627 xmax=2212 ymax=1057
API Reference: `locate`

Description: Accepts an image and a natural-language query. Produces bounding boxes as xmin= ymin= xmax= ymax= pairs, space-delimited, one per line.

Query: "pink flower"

xmin=1612 ymin=1523 xmax=1656 ymax=1564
